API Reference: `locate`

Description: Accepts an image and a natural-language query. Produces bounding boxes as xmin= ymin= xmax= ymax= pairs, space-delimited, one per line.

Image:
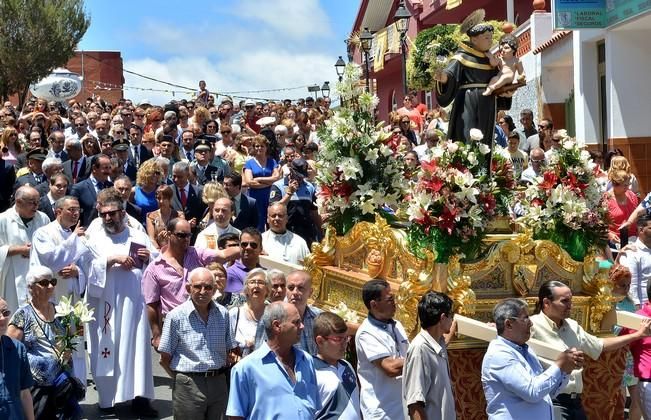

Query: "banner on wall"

xmin=553 ymin=0 xmax=651 ymax=29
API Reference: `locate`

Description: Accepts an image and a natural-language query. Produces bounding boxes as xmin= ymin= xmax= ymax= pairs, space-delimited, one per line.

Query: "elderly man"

xmin=482 ymin=298 xmax=581 ymax=420
xmin=412 ymin=129 xmax=440 ymax=161
xmin=195 ymin=197 xmax=240 ymax=249
xmin=63 ymin=138 xmax=91 ymax=184
xmin=30 ymin=195 xmax=89 ymax=383
xmin=262 ymin=202 xmax=310 ymax=265
xmin=34 ymin=157 xmax=63 ymax=196
xmin=143 ymin=218 xmax=239 ymax=350
xmin=227 ymin=302 xmax=321 ymax=419
xmin=171 ymin=161 xmax=205 ymax=228
xmin=267 ymin=269 xmax=287 ymax=302
xmin=0 ymin=186 xmax=50 ymax=310
xmin=531 ymin=280 xmax=651 ymax=419
xmin=269 ymin=158 xmax=320 ymax=247
xmin=403 ymin=291 xmax=457 ymax=419
xmin=254 ymin=270 xmax=322 ymax=355
xmin=84 ymin=188 xmax=157 ymax=416
xmin=159 ymin=267 xmax=238 ymax=418
xmin=356 ymin=279 xmax=410 ymax=420
xmin=71 ymin=154 xmax=113 ymax=227
xmin=520 ymin=147 xmax=546 ymax=185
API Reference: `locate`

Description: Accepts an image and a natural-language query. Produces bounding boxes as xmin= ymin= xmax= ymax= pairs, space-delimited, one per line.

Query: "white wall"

xmin=606 ymin=29 xmax=651 ymax=138
xmin=573 ymin=30 xmax=602 ymax=144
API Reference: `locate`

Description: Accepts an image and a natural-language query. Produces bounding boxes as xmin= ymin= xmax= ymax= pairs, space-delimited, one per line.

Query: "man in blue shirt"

xmin=227 ymin=301 xmax=321 ymax=419
xmin=481 ymin=298 xmax=582 ymax=420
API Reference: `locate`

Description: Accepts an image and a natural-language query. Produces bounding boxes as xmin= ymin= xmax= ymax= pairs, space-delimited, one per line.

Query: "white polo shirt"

xmin=355 ymin=315 xmax=409 ymax=420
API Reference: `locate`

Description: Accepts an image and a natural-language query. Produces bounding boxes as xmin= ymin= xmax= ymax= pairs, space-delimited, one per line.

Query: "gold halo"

xmin=461 ymin=9 xmax=486 ymax=35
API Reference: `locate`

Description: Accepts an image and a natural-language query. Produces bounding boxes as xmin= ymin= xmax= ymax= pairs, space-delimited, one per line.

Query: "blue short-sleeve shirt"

xmin=0 ymin=335 xmax=34 ymax=420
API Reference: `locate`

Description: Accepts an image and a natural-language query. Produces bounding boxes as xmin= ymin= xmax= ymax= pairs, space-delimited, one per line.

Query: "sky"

xmin=77 ymin=0 xmax=360 ymax=105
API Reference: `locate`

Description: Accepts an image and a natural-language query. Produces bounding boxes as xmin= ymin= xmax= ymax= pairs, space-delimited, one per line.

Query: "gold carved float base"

xmin=304 ymin=217 xmax=621 ymax=419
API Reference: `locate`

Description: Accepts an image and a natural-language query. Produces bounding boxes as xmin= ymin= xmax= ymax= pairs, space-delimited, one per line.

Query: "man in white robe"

xmin=0 ymin=185 xmax=50 ymax=310
xmin=84 ymin=188 xmax=158 ymax=416
xmin=30 ymin=195 xmax=90 ymax=384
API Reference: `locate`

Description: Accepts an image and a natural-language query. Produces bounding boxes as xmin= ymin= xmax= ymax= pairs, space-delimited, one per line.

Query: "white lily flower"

xmin=469 ymin=128 xmax=484 ymax=141
xmin=55 ymin=295 xmax=75 ymax=318
xmin=478 ymin=143 xmax=491 ymax=155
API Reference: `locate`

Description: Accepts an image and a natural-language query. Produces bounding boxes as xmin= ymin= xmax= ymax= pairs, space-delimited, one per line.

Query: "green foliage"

xmin=0 ymin=0 xmax=90 ymax=105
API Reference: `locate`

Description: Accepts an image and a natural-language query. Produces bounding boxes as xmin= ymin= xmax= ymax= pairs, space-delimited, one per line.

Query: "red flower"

xmin=531 ymin=198 xmax=545 ymax=207
xmin=421 ymin=176 xmax=444 ymax=193
xmin=562 ymin=172 xmax=588 ymax=196
xmin=414 ymin=209 xmax=438 ymax=235
xmin=479 ymin=192 xmax=497 ymax=213
xmin=421 ymin=160 xmax=438 ymax=174
xmin=539 ymin=171 xmax=559 ymax=191
xmin=439 ymin=205 xmax=459 ymax=235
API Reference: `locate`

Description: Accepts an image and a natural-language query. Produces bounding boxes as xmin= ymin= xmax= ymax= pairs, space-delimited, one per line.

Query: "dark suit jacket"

xmin=14 ymin=172 xmax=47 ymax=195
xmin=0 ymin=160 xmax=16 ymax=212
xmin=38 ymin=194 xmax=56 ymax=221
xmin=128 ymin=144 xmax=153 ymax=168
xmin=48 ymin=150 xmax=68 ymax=161
xmin=171 ymin=183 xmax=205 ymax=224
xmin=126 ymin=201 xmax=143 ymax=223
xmin=124 ymin=163 xmax=138 ymax=184
xmin=71 ymin=178 xmax=113 ymax=227
xmin=232 ymin=193 xmax=258 ymax=231
xmin=62 ymin=157 xmax=92 ymax=184
xmin=14 ymin=153 xmax=27 ymax=171
xmin=193 ymin=163 xmax=231 ymax=185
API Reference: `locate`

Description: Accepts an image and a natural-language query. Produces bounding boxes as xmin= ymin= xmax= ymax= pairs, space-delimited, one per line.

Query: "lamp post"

xmin=321 ymin=82 xmax=330 ymax=98
xmin=359 ymin=27 xmax=373 ymax=93
xmin=335 ymin=56 xmax=345 ymax=82
xmin=394 ymin=1 xmax=411 ymax=95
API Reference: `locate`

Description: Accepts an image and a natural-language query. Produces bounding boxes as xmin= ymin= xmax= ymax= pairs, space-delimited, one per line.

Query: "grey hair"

xmin=54 ymin=195 xmax=78 ymax=211
xmin=172 ymin=160 xmax=190 ymax=173
xmin=42 ymin=157 xmax=62 ymax=173
xmin=274 ymin=125 xmax=288 ymax=135
xmin=262 ymin=302 xmax=290 ymax=337
xmin=493 ymin=298 xmax=528 ymax=335
xmin=231 ymin=124 xmax=241 ymax=135
xmin=155 ymin=156 xmax=170 ymax=167
xmin=422 ymin=129 xmax=440 ymax=143
xmin=15 ymin=185 xmax=39 ymax=201
xmin=244 ymin=268 xmax=271 ymax=297
xmin=266 ymin=269 xmax=286 ymax=283
xmin=188 ymin=267 xmax=215 ymax=284
xmin=26 ymin=266 xmax=54 ymax=286
xmin=65 ymin=138 xmax=82 ymax=150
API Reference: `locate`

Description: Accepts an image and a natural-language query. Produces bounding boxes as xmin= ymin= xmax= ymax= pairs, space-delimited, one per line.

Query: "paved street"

xmin=80 ymin=348 xmax=173 ymax=419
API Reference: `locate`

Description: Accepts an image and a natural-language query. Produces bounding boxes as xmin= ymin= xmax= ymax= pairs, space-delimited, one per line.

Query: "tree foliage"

xmin=0 ymin=0 xmax=90 ymax=106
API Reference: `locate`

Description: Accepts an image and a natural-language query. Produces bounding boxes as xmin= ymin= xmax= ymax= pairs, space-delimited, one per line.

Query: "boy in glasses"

xmin=314 ymin=312 xmax=360 ymax=420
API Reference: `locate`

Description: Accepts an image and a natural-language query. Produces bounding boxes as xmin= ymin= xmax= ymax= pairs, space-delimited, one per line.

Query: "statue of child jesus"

xmin=483 ymin=34 xmax=525 ymax=96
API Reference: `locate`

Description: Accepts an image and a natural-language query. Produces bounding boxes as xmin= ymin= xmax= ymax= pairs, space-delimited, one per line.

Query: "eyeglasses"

xmin=64 ymin=207 xmax=81 ymax=213
xmin=248 ymin=279 xmax=267 ymax=286
xmin=323 ymin=335 xmax=350 ymax=344
xmin=221 ymin=131 xmax=231 ymax=135
xmin=0 ymin=309 xmax=11 ymax=317
xmin=36 ymin=278 xmax=58 ymax=287
xmin=173 ymin=231 xmax=192 ymax=239
xmin=240 ymin=241 xmax=259 ymax=249
xmin=508 ymin=315 xmax=531 ymax=323
xmin=530 ymin=158 xmax=545 ymax=163
xmin=99 ymin=209 xmax=122 ymax=218
xmin=191 ymin=284 xmax=214 ymax=292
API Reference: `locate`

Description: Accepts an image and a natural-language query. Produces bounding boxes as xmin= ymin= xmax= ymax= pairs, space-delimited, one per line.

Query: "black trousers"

xmin=553 ymin=393 xmax=587 ymax=420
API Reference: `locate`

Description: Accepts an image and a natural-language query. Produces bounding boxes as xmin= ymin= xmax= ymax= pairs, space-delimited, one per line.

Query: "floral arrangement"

xmin=406 ymin=129 xmax=516 ymax=262
xmin=406 ymin=21 xmax=509 ymax=91
xmin=332 ymin=302 xmax=360 ymax=324
xmin=316 ymin=63 xmax=408 ymax=235
xmin=55 ymin=295 xmax=94 ymax=364
xmin=518 ymin=134 xmax=608 ymax=260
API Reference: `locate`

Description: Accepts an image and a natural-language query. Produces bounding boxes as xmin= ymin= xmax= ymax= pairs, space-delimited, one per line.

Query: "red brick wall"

xmin=67 ymin=51 xmax=124 ymax=104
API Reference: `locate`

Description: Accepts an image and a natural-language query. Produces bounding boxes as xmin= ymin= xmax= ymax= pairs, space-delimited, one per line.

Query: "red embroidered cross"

xmin=102 ymin=348 xmax=111 ymax=358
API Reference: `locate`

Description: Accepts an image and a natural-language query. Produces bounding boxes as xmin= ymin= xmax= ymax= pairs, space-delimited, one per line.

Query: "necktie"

xmin=180 ymin=188 xmax=187 ymax=208
xmin=97 ymin=181 xmax=105 ymax=190
xmin=72 ymin=160 xmax=79 ymax=183
xmin=55 ymin=153 xmax=60 ymax=159
xmin=133 ymin=146 xmax=140 ymax=167
xmin=186 ymin=151 xmax=192 ymax=161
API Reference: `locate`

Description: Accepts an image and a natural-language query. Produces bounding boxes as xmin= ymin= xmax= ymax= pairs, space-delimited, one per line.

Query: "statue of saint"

xmin=434 ymin=10 xmax=514 ymax=148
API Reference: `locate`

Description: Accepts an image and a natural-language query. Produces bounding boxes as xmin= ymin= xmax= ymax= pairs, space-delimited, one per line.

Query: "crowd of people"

xmin=0 ymin=81 xmax=650 ymax=420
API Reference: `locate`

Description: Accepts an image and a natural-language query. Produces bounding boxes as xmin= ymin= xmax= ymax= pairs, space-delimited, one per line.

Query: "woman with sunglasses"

xmin=7 ymin=267 xmax=81 ymax=420
xmin=0 ymin=127 xmax=22 ymax=167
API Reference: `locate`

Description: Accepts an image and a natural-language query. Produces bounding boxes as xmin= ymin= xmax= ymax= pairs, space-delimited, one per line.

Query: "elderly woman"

xmin=0 ymin=295 xmax=34 ymax=420
xmin=206 ymin=262 xmax=245 ymax=308
xmin=243 ymin=135 xmax=281 ymax=231
xmin=146 ymin=185 xmax=180 ymax=249
xmin=228 ymin=268 xmax=269 ymax=357
xmin=133 ymin=159 xmax=161 ymax=217
xmin=7 ymin=267 xmax=80 ymax=420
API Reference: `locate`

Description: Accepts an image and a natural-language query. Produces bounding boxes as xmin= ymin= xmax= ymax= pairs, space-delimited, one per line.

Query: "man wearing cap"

xmin=14 ymin=147 xmax=49 ymax=193
xmin=243 ymin=100 xmax=260 ymax=134
xmin=269 ymin=158 xmax=320 ymax=247
xmin=112 ymin=138 xmax=137 ymax=183
xmin=191 ymin=138 xmax=228 ymax=185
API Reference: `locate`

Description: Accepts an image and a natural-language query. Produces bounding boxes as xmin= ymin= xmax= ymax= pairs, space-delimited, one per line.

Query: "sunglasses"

xmin=240 ymin=241 xmax=259 ymax=249
xmin=173 ymin=231 xmax=192 ymax=239
xmin=99 ymin=209 xmax=122 ymax=218
xmin=0 ymin=309 xmax=10 ymax=317
xmin=221 ymin=131 xmax=231 ymax=134
xmin=36 ymin=278 xmax=58 ymax=287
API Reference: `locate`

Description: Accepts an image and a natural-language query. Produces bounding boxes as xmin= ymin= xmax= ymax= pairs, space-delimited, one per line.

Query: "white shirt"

xmin=195 ymin=223 xmax=241 ymax=250
xmin=620 ymin=238 xmax=651 ymax=305
xmin=412 ymin=144 xmax=431 ymax=161
xmin=261 ymin=229 xmax=309 ymax=265
xmin=355 ymin=315 xmax=409 ymax=420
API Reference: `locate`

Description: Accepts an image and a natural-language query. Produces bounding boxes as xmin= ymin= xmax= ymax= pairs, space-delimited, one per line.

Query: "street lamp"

xmin=321 ymin=82 xmax=330 ymax=98
xmin=394 ymin=1 xmax=411 ymax=95
xmin=359 ymin=27 xmax=373 ymax=92
xmin=335 ymin=56 xmax=345 ymax=82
